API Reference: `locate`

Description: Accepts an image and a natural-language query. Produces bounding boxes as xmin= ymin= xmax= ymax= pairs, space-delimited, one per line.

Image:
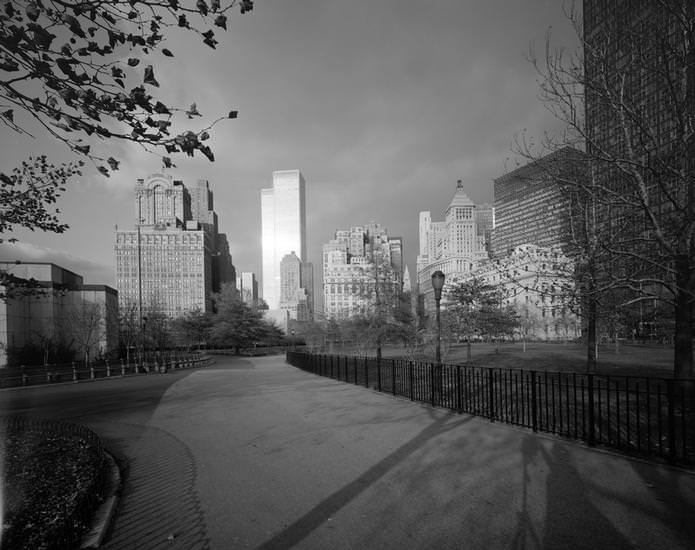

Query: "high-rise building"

xmin=115 ymin=173 xmax=234 ymax=318
xmin=491 ymin=148 xmax=580 ymax=258
xmin=416 ymin=180 xmax=488 ymax=312
xmin=238 ymin=272 xmax=258 ymax=307
xmin=261 ymin=170 xmax=307 ymax=309
xmin=279 ymin=251 xmax=310 ymax=320
xmin=474 ymin=204 xmax=495 ymax=252
xmin=322 ymin=222 xmax=402 ymax=320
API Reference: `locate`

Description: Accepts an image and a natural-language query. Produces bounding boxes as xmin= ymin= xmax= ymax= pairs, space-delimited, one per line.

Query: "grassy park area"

xmin=331 ymin=341 xmax=675 ymax=378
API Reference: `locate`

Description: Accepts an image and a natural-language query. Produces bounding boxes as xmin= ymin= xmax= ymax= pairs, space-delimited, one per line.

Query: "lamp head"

xmin=431 ymin=270 xmax=445 ymax=301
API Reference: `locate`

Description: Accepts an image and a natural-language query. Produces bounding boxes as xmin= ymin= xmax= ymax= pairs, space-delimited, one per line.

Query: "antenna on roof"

xmin=457 ymin=178 xmax=463 ymax=189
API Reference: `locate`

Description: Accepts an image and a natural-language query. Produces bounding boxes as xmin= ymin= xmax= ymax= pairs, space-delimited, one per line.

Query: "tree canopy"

xmin=0 ymin=0 xmax=253 ymax=174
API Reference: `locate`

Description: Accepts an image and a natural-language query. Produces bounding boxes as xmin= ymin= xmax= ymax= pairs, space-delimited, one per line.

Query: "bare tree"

xmin=69 ymin=300 xmax=104 ymax=366
xmin=518 ymin=1 xmax=695 ymax=377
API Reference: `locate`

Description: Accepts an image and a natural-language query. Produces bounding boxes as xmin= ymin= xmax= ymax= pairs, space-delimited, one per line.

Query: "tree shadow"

xmin=258 ymin=411 xmax=474 ymax=550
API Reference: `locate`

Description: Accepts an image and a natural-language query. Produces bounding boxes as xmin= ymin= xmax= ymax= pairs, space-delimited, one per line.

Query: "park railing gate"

xmin=286 ymin=350 xmax=695 ymax=467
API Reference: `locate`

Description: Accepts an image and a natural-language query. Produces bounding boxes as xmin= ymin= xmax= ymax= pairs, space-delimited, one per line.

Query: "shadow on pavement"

xmin=259 ymin=412 xmax=474 ymax=550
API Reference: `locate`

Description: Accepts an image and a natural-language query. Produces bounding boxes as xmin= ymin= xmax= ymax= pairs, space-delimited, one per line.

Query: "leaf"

xmin=107 ymin=157 xmax=120 ymax=170
xmin=98 ymin=166 xmax=110 ymax=177
xmin=214 ymin=15 xmax=227 ymax=30
xmin=162 ymin=156 xmax=174 ymax=168
xmin=178 ymin=14 xmax=188 ymax=27
xmin=26 ymin=2 xmax=40 ymax=22
xmin=162 ymin=48 xmax=174 ymax=57
xmin=127 ymin=58 xmax=140 ymax=67
xmin=228 ymin=110 xmax=238 ymax=119
xmin=143 ymin=65 xmax=159 ymax=87
xmin=186 ymin=103 xmax=201 ymax=118
xmin=199 ymin=144 xmax=214 ymax=162
xmin=200 ymin=131 xmax=210 ymax=141
xmin=74 ymin=144 xmax=90 ymax=155
xmin=197 ymin=0 xmax=208 ymax=16
xmin=154 ymin=101 xmax=171 ymax=115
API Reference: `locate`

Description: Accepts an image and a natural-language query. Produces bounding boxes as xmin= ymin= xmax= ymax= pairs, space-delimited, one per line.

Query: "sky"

xmin=0 ymin=0 xmax=578 ymax=293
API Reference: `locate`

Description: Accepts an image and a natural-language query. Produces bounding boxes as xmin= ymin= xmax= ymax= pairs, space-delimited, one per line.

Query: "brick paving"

xmin=85 ymin=422 xmax=210 ymax=550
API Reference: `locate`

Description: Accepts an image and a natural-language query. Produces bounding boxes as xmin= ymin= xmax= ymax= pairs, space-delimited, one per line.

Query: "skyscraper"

xmin=115 ymin=173 xmax=234 ymax=318
xmin=491 ymin=148 xmax=580 ymax=258
xmin=279 ymin=251 xmax=309 ymax=320
xmin=238 ymin=272 xmax=258 ymax=307
xmin=261 ymin=170 xmax=307 ymax=309
xmin=416 ymin=180 xmax=488 ymax=313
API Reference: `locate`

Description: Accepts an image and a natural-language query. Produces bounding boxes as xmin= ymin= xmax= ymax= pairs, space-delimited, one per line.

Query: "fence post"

xmin=531 ymin=371 xmax=538 ymax=432
xmin=667 ymin=379 xmax=676 ymax=464
xmin=587 ymin=374 xmax=596 ymax=447
xmin=430 ymin=363 xmax=435 ymax=407
xmin=392 ymin=359 xmax=396 ymax=396
xmin=377 ymin=357 xmax=382 ymax=392
xmin=90 ymin=364 xmax=95 ymax=379
xmin=456 ymin=366 xmax=462 ymax=412
xmin=364 ymin=356 xmax=369 ymax=388
xmin=488 ymin=369 xmax=495 ymax=421
xmin=409 ymin=362 xmax=414 ymax=401
xmin=72 ymin=362 xmax=77 ymax=382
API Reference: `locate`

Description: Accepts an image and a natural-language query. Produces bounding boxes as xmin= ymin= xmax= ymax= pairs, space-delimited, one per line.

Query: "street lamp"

xmin=431 ymin=270 xmax=445 ymax=364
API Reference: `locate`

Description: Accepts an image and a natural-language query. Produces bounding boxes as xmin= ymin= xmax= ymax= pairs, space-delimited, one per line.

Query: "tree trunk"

xmin=674 ymin=257 xmax=694 ymax=379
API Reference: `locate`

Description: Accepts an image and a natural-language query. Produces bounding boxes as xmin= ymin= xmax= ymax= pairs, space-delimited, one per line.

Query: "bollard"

xmin=121 ymin=360 xmax=125 ymax=377
xmin=72 ymin=362 xmax=77 ymax=382
xmin=106 ymin=361 xmax=111 ymax=378
xmin=90 ymin=365 xmax=95 ymax=379
xmin=22 ymin=373 xmax=28 ymax=386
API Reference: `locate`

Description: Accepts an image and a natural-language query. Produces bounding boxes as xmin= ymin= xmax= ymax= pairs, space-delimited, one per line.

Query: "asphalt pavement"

xmin=2 ymin=355 xmax=695 ymax=549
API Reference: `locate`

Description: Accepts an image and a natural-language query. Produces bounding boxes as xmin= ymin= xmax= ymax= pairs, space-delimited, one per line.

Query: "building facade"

xmin=0 ymin=262 xmax=118 ymax=366
xmin=261 ymin=170 xmax=307 ymax=309
xmin=115 ymin=173 xmax=234 ymax=318
xmin=237 ymin=271 xmax=258 ymax=307
xmin=416 ymin=180 xmax=489 ymax=313
xmin=491 ymin=148 xmax=581 ymax=258
xmin=279 ymin=251 xmax=311 ymax=320
xmin=322 ymin=222 xmax=402 ymax=320
xmin=473 ymin=245 xmax=579 ymax=341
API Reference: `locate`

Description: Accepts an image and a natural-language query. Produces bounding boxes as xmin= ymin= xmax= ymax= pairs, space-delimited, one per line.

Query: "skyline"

xmin=0 ymin=1 xmax=578 ymax=290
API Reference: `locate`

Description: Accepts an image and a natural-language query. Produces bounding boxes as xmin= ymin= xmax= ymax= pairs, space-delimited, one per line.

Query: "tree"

xmin=171 ymin=308 xmax=212 ymax=350
xmin=0 ymin=157 xmax=82 ymax=300
xmin=0 ymin=0 xmax=253 ymax=173
xmin=209 ymin=282 xmax=277 ymax=354
xmin=118 ymin=301 xmax=139 ymax=364
xmin=69 ymin=300 xmax=104 ymax=366
xmin=519 ymin=1 xmax=695 ymax=377
xmin=446 ymin=277 xmax=519 ymax=352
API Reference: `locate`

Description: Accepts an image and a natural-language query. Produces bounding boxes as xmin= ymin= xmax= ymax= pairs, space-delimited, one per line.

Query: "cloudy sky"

xmin=1 ymin=0 xmax=578 ymax=291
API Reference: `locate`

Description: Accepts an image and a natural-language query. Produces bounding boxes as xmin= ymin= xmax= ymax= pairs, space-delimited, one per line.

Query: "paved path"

xmin=2 ymin=355 xmax=695 ymax=549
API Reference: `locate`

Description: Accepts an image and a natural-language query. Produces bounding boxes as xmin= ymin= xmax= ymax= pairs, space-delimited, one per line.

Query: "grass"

xmin=328 ymin=341 xmax=675 ymax=378
xmin=1 ymin=424 xmax=105 ymax=550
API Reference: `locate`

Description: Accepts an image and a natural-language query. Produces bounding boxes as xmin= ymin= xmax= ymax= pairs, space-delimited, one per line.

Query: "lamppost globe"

xmin=431 ymin=271 xmax=445 ymax=300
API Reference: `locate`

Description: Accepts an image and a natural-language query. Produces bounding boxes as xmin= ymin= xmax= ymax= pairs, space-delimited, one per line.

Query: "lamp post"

xmin=431 ymin=270 xmax=445 ymax=365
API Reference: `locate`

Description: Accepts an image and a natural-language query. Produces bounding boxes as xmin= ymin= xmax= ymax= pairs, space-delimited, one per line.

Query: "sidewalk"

xmin=88 ymin=356 xmax=695 ymax=549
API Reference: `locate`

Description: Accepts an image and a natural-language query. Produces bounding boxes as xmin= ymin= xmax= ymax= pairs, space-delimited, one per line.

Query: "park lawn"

xmin=340 ymin=341 xmax=675 ymax=378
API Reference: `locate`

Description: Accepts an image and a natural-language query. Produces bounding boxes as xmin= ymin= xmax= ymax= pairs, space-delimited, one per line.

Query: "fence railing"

xmin=0 ymin=354 xmax=214 ymax=389
xmin=286 ymin=351 xmax=695 ymax=466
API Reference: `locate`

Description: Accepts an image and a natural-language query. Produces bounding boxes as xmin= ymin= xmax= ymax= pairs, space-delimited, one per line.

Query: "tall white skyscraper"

xmin=261 ymin=170 xmax=307 ymax=309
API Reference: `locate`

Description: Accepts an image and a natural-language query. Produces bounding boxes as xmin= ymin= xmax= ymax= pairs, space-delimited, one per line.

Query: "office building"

xmin=322 ymin=222 xmax=402 ymax=320
xmin=238 ymin=272 xmax=258 ymax=307
xmin=491 ymin=148 xmax=581 ymax=258
xmin=279 ymin=251 xmax=310 ymax=321
xmin=0 ymin=262 xmax=118 ymax=366
xmin=115 ymin=173 xmax=234 ymax=318
xmin=261 ymin=170 xmax=307 ymax=309
xmin=416 ymin=180 xmax=488 ymax=313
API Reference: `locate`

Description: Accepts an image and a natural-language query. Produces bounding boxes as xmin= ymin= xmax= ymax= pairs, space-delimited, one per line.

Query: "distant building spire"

xmin=457 ymin=178 xmax=464 ymax=190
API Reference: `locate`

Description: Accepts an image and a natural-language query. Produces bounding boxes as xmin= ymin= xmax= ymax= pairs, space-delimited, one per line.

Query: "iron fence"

xmin=0 ymin=354 xmax=214 ymax=389
xmin=286 ymin=350 xmax=695 ymax=466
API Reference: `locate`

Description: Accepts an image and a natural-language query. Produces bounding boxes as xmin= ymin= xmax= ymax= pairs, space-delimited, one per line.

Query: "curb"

xmin=80 ymin=451 xmax=122 ymax=549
